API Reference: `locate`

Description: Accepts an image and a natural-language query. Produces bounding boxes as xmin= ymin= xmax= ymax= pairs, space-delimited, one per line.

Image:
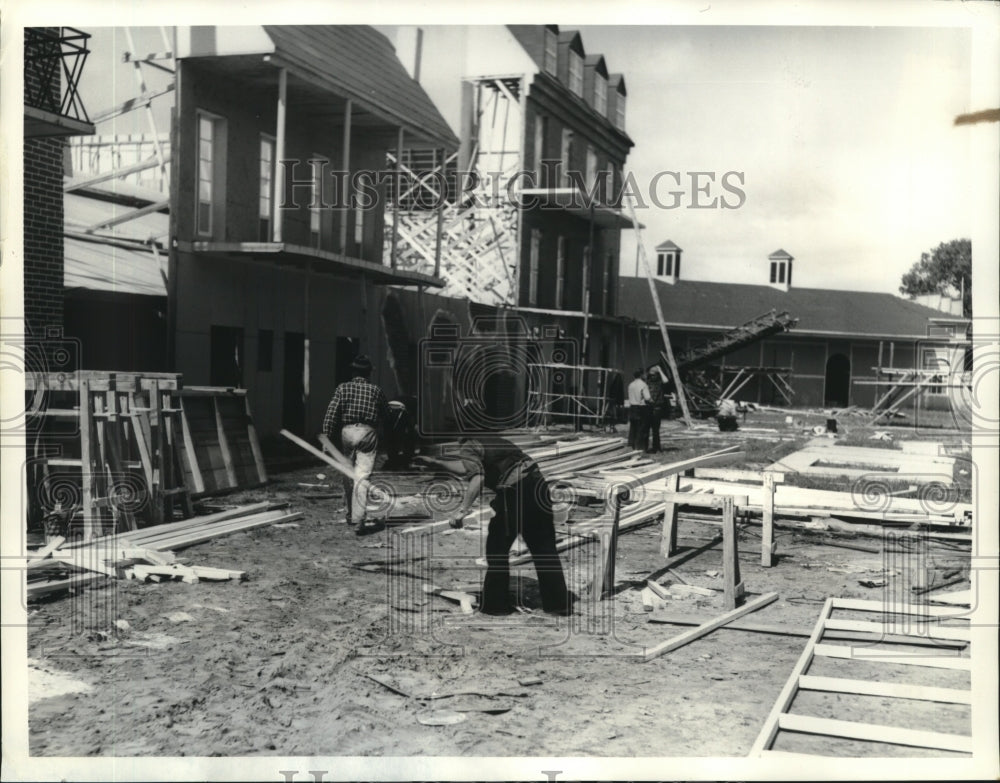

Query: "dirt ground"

xmin=26 ymin=422 xmax=973 ymax=758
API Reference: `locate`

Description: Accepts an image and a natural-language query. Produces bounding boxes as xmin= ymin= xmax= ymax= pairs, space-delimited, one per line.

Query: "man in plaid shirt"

xmin=323 ymin=354 xmax=389 ymax=529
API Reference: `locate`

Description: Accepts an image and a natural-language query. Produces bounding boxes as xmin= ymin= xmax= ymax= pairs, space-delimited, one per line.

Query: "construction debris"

xmin=26 ymin=502 xmax=298 ymax=599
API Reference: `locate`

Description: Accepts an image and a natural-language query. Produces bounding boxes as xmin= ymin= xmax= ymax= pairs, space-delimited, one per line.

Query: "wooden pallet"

xmin=750 ymin=597 xmax=973 ymax=756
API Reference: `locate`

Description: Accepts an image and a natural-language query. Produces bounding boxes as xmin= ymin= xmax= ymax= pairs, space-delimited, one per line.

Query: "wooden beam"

xmin=775 ymin=713 xmax=972 ymax=754
xmin=391 ymin=126 xmax=404 ymax=269
xmin=65 ymin=152 xmax=171 ymax=191
xmin=749 ymin=598 xmax=834 ymax=755
xmin=28 ymin=536 xmax=66 ymax=565
xmin=624 ymin=194 xmax=693 ymax=427
xmin=274 ymin=67 xmax=287 ymax=242
xmin=823 ymin=617 xmax=970 ymax=643
xmin=89 ymin=84 xmax=176 ymax=124
xmin=721 ymin=496 xmax=744 ymax=610
xmin=317 ymin=433 xmax=356 ymax=472
xmin=213 ymin=397 xmax=238 ymax=488
xmin=84 ymin=199 xmax=169 ymax=232
xmin=339 ymin=98 xmax=353 ymax=253
xmin=797 ymin=674 xmax=971 ymax=705
xmin=280 ymin=429 xmax=357 ymax=481
xmin=659 ymin=473 xmax=679 ymax=558
xmin=831 ymin=597 xmax=969 ymax=618
xmin=813 ymin=643 xmax=971 ymax=670
xmin=761 ymin=472 xmax=776 ymax=567
xmin=643 ymin=591 xmax=778 ymax=662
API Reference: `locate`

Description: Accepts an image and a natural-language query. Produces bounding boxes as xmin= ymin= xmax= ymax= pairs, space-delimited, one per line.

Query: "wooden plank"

xmin=659 ymin=473 xmax=679 ymax=558
xmin=138 ymin=511 xmax=304 ymax=551
xmin=79 ymin=380 xmax=96 ymax=541
xmin=244 ymin=395 xmax=268 ymax=484
xmin=749 ymin=598 xmax=834 ymax=755
xmin=317 ymin=433 xmax=357 ymax=472
xmin=776 ymin=713 xmax=973 ymax=753
xmin=592 ymin=493 xmax=623 ymax=601
xmin=214 ymin=397 xmax=238 ymax=488
xmin=27 ymin=573 xmax=106 ymax=598
xmin=797 ymin=674 xmax=971 ymax=705
xmin=831 ymin=597 xmax=970 ymax=619
xmin=694 ymin=468 xmax=785 ymax=483
xmin=813 ymin=643 xmax=971 ymax=670
xmin=643 ymin=591 xmax=778 ymax=662
xmin=27 ymin=536 xmax=66 ymax=564
xmin=823 ymin=617 xmax=970 ymax=642
xmin=761 ymin=472 xmax=776 ymax=567
xmin=721 ymin=496 xmax=743 ymax=610
xmin=62 ymin=501 xmax=277 ymax=549
xmin=177 ymin=397 xmax=206 ymax=493
xmin=280 ymin=429 xmax=357 ymax=481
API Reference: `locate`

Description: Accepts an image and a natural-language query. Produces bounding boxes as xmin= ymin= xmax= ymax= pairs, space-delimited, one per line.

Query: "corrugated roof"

xmin=63 ymin=192 xmax=169 ymax=296
xmin=262 ymin=26 xmax=458 ymax=149
xmin=617 ymin=277 xmax=948 ymax=338
xmin=65 ymin=237 xmax=167 ymax=297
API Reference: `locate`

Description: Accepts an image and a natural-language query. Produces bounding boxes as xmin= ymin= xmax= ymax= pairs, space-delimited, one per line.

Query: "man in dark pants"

xmin=626 ymin=368 xmax=652 ymax=450
xmin=645 ymin=366 xmax=665 ymax=453
xmin=415 ymin=435 xmax=570 ymax=615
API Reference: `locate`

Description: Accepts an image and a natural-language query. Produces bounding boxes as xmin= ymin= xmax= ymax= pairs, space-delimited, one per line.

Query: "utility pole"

xmin=624 ymin=194 xmax=693 ymax=428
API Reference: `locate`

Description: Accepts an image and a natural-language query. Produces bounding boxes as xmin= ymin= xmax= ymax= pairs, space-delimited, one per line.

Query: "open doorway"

xmin=824 ymin=353 xmax=851 ymax=407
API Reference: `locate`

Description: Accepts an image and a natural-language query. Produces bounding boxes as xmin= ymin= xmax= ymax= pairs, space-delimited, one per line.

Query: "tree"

xmin=899 ymin=239 xmax=971 ymax=317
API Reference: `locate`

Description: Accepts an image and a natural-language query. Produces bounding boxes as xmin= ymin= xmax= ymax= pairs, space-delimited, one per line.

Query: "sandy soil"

xmin=26 ymin=431 xmax=973 ymax=758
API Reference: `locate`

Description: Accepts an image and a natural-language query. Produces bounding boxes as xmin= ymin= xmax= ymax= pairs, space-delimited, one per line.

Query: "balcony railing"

xmin=24 ymin=27 xmax=91 ymax=124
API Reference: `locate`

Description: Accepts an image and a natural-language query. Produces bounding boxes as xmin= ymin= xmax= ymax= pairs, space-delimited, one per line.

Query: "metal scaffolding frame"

xmin=525 ymin=363 xmax=621 ymax=428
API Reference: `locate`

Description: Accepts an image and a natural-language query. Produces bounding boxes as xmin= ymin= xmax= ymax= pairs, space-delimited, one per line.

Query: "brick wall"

xmin=23 ymin=136 xmax=66 ymax=335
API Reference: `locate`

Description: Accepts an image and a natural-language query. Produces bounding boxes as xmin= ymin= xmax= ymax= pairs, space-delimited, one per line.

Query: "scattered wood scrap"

xmin=643 ymin=592 xmax=779 ymax=662
xmin=26 ymin=502 xmax=297 ymax=600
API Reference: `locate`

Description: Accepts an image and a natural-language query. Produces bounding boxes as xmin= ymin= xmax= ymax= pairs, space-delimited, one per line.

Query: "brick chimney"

xmin=768 ymin=249 xmax=793 ymax=291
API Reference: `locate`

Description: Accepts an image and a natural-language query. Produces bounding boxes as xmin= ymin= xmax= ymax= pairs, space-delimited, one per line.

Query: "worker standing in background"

xmin=716 ymin=397 xmax=740 ymax=432
xmin=645 ymin=366 xmax=665 ymax=453
xmin=625 ymin=368 xmax=652 ymax=450
xmin=322 ymin=355 xmax=390 ymax=531
xmin=415 ymin=435 xmax=571 ymax=616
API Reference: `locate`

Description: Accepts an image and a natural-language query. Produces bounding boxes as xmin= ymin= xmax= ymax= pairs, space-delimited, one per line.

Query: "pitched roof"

xmin=261 ymin=26 xmax=457 ymax=149
xmin=768 ymin=248 xmax=793 ymax=260
xmin=617 ymin=277 xmax=948 ymax=339
xmin=655 ymin=240 xmax=681 ymax=251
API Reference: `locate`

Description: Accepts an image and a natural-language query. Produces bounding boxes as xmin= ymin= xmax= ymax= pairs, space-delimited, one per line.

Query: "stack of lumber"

xmin=24 ymin=370 xmax=193 ymax=540
xmin=175 ymin=386 xmax=267 ymax=496
xmin=25 ymin=502 xmax=299 ymax=599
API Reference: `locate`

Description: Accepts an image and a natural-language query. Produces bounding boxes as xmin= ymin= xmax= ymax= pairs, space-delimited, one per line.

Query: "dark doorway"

xmin=282 ymin=332 xmax=306 ymax=435
xmin=335 ymin=336 xmax=360 ymax=387
xmin=210 ymin=326 xmax=244 ymax=387
xmin=824 ymin=353 xmax=851 ymax=407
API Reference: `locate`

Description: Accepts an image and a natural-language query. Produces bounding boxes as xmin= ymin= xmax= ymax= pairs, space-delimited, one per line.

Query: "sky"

xmin=576 ymin=25 xmax=975 ymax=292
xmin=75 ymin=22 xmax=976 ymax=297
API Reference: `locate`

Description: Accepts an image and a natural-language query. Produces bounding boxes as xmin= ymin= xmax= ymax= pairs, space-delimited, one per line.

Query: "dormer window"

xmin=615 ymin=93 xmax=626 ymax=131
xmin=655 ymin=241 xmax=681 ymax=282
xmin=543 ymin=27 xmax=558 ymax=76
xmin=768 ymin=249 xmax=794 ymax=290
xmin=569 ymin=51 xmax=584 ymax=97
xmin=594 ymin=73 xmax=607 ymax=116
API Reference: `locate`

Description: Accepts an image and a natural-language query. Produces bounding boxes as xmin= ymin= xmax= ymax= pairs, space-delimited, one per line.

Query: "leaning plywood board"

xmin=176 ymin=388 xmax=267 ymax=496
xmin=749 ymin=596 xmax=972 ymax=756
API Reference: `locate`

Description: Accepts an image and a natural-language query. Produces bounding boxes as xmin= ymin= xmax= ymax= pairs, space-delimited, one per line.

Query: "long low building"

xmin=617 ymin=245 xmax=965 ymax=410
